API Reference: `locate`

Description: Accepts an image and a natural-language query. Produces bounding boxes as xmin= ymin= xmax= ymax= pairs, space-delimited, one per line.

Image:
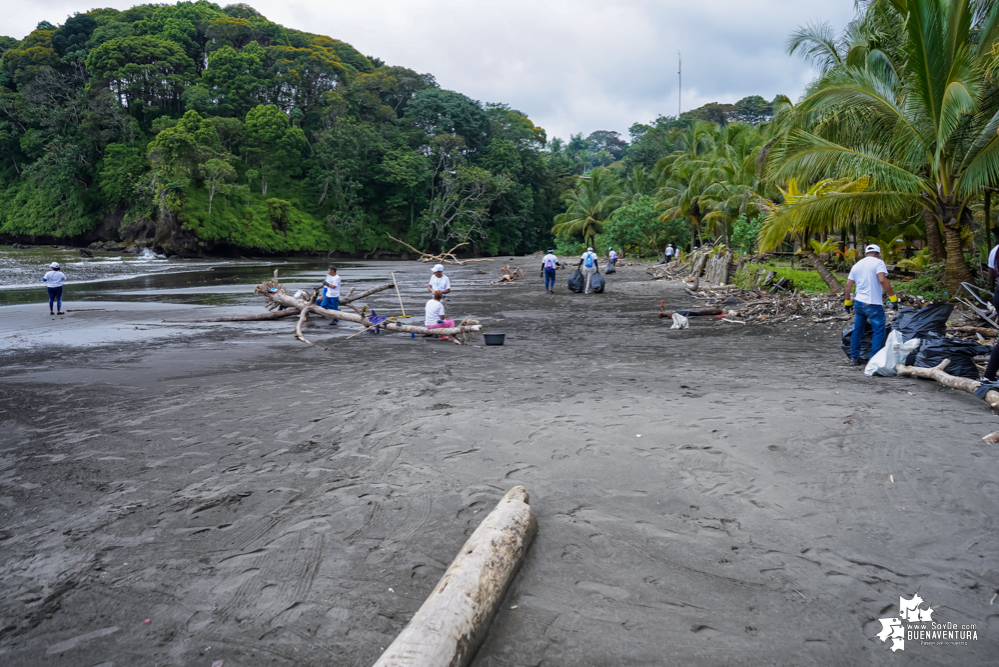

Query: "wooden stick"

xmin=391 ymin=272 xmax=407 ymax=317
xmin=163 ymin=310 xmax=300 ymax=323
xmin=372 ymin=486 xmax=537 ymax=667
xmin=342 ymin=324 xmax=379 ymax=341
xmin=896 ymin=360 xmax=999 ymax=408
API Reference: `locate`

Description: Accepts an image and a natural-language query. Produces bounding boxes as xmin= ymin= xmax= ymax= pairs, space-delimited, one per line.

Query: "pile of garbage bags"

xmin=839 ymin=304 xmax=990 ymax=379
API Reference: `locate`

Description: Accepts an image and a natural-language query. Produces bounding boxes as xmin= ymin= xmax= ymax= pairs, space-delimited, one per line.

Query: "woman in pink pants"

xmin=425 ymin=290 xmax=454 ymax=330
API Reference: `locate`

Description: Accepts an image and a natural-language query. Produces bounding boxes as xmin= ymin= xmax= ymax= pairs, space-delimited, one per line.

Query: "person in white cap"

xmin=42 ymin=262 xmax=67 ymax=316
xmin=427 ymin=264 xmax=451 ymax=296
xmin=578 ymin=247 xmax=599 ymax=293
xmin=664 ymin=243 xmax=675 ymax=263
xmin=844 ymin=244 xmax=898 ymax=366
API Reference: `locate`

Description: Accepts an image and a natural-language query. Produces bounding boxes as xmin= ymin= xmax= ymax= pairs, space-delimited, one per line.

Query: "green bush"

xmin=730 ymin=214 xmax=763 ymax=254
xmin=732 ymin=262 xmax=834 ymax=294
xmin=898 ymin=262 xmax=948 ymax=300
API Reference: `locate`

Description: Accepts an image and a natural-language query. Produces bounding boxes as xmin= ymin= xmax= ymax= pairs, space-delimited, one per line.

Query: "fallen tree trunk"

xmin=164 ymin=283 xmax=395 ymax=323
xmin=372 ymin=486 xmax=537 ymax=667
xmin=260 ymin=287 xmax=483 ymax=344
xmin=948 ymin=326 xmax=998 ymax=337
xmin=896 ymin=360 xmax=999 ymax=409
xmin=659 ymin=306 xmax=723 ymax=318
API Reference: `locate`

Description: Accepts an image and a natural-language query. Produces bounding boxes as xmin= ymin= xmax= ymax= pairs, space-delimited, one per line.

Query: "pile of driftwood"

xmin=387 ymin=235 xmax=494 ymax=266
xmin=165 ymin=276 xmax=483 ymax=346
xmin=494 ymin=266 xmax=525 ymax=284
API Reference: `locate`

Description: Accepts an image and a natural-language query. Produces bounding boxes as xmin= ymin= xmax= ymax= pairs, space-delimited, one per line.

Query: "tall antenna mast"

xmin=678 ymin=51 xmax=682 ymax=118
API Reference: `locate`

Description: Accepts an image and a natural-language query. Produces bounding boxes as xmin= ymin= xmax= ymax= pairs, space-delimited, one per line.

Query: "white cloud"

xmin=6 ymin=0 xmax=856 ymax=139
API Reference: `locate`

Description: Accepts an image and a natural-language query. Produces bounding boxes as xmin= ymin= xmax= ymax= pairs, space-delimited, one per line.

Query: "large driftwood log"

xmin=896 ymin=360 xmax=999 ymax=408
xmin=163 ymin=283 xmax=395 ymax=323
xmin=372 ymin=486 xmax=537 ymax=667
xmin=262 ymin=289 xmax=482 ymax=345
xmin=659 ymin=306 xmax=723 ymax=318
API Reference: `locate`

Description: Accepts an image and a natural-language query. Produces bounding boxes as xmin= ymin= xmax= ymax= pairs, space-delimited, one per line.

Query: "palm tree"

xmin=621 ymin=165 xmax=656 ymax=201
xmin=756 ymin=177 xmax=867 ymax=292
xmin=552 ymin=168 xmax=621 ymax=247
xmin=769 ymin=0 xmax=999 ymax=293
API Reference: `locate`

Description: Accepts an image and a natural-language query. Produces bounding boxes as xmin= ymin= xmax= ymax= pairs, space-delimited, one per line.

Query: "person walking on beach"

xmin=42 ymin=262 xmax=67 ymax=316
xmin=608 ymin=247 xmax=618 ymax=267
xmin=844 ymin=244 xmax=898 ymax=366
xmin=541 ymin=249 xmax=561 ymax=293
xmin=319 ymin=266 xmax=341 ymax=325
xmin=425 ymin=290 xmax=454 ymax=338
xmin=664 ymin=244 xmax=675 ymax=263
xmin=578 ymin=247 xmax=599 ymax=294
xmin=427 ymin=264 xmax=451 ymax=296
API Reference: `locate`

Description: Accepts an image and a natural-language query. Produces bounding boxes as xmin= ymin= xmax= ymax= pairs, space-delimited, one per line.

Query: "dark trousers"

xmin=47 ymin=286 xmax=63 ymax=312
xmin=985 ymin=290 xmax=999 ymax=379
xmin=544 ymin=268 xmax=557 ymax=290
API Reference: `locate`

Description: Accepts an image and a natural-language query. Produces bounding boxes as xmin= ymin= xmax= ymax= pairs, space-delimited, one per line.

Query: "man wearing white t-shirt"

xmin=427 ymin=264 xmax=451 ymax=295
xmin=844 ymin=244 xmax=898 ymax=366
xmin=319 ymin=266 xmax=341 ymax=324
xmin=540 ymin=249 xmax=561 ymax=293
xmin=42 ymin=261 xmax=67 ymax=316
xmin=578 ymin=247 xmax=599 ymax=293
xmin=664 ymin=244 xmax=675 ymax=263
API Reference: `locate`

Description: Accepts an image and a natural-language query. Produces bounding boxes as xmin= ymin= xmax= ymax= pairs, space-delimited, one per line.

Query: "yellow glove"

xmin=844 ymin=299 xmax=854 ymax=313
xmin=888 ymin=295 xmax=898 ymax=311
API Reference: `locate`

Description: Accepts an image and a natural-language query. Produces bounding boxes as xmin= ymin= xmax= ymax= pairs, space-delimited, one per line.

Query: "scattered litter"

xmin=212 ymin=660 xmax=225 ymax=667
xmin=510 ymin=605 xmax=518 ymax=610
xmin=890 ymin=475 xmax=894 ymax=483
xmin=670 ymin=313 xmax=689 ymax=330
xmin=990 ymin=593 xmax=997 ymax=605
xmin=144 ymin=619 xmax=151 ymax=624
xmin=636 ymin=434 xmax=642 ymax=438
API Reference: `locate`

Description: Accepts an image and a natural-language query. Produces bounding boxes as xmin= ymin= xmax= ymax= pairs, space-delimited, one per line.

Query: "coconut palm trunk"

xmin=801 ymin=246 xmax=842 ymax=292
xmin=923 ymin=210 xmax=946 ymax=263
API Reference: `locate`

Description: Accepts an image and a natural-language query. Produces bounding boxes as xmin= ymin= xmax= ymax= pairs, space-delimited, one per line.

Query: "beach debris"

xmin=372 ymin=486 xmax=536 ymax=667
xmin=252 ymin=279 xmax=482 ymax=346
xmin=386 ymin=234 xmax=494 ymax=266
xmin=494 ymin=266 xmax=525 ymax=284
xmin=670 ymin=313 xmax=689 ymax=330
xmin=144 ymin=619 xmax=151 ymax=624
xmin=983 ymin=432 xmax=999 ymax=444
xmin=896 ymin=359 xmax=999 ymax=409
xmin=212 ymin=661 xmax=225 ymax=667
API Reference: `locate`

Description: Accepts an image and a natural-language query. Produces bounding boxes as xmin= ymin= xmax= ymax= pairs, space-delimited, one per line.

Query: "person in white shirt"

xmin=608 ymin=247 xmax=618 ymax=265
xmin=577 ymin=247 xmax=599 ymax=293
xmin=319 ymin=266 xmax=341 ymax=324
xmin=844 ymin=244 xmax=898 ymax=366
xmin=541 ymin=249 xmax=561 ymax=293
xmin=425 ymin=290 xmax=454 ymax=335
xmin=42 ymin=261 xmax=67 ymax=316
xmin=664 ymin=244 xmax=675 ymax=263
xmin=427 ymin=264 xmax=451 ymax=295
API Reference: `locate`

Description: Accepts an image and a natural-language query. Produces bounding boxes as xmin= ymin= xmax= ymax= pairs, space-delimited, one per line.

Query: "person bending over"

xmin=428 ymin=264 xmax=451 ymax=295
xmin=42 ymin=262 xmax=67 ymax=315
xmin=844 ymin=244 xmax=898 ymax=366
xmin=541 ymin=249 xmax=561 ymax=293
xmin=425 ymin=290 xmax=454 ymax=335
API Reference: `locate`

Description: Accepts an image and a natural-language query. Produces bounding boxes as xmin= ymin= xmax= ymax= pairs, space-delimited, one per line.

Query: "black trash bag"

xmin=567 ymin=269 xmax=584 ymax=293
xmin=913 ymin=337 xmax=991 ymax=379
xmin=658 ymin=256 xmax=666 ymax=265
xmin=841 ymin=321 xmax=873 ymax=359
xmin=890 ymin=303 xmax=953 ymax=341
xmin=590 ymin=272 xmax=606 ymax=293
xmin=605 ymin=263 xmax=617 ymax=274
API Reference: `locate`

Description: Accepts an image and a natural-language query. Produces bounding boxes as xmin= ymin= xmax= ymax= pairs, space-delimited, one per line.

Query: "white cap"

xmin=50 ymin=262 xmax=60 ymax=269
xmin=587 ymin=247 xmax=593 ymax=251
xmin=432 ymin=264 xmax=444 ymax=272
xmin=865 ymin=244 xmax=881 ymax=255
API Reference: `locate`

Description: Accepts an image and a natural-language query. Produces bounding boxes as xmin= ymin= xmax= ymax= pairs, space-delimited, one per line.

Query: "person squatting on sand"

xmin=425 ymin=290 xmax=454 ymax=337
xmin=541 ymin=249 xmax=561 ymax=293
xmin=319 ymin=266 xmax=341 ymax=325
xmin=844 ymin=244 xmax=898 ymax=367
xmin=428 ymin=264 xmax=451 ymax=296
xmin=42 ymin=262 xmax=67 ymax=315
xmin=578 ymin=247 xmax=599 ymax=294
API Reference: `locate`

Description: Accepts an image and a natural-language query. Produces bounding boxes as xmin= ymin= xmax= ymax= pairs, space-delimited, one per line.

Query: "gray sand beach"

xmin=1 ymin=256 xmax=997 ymax=665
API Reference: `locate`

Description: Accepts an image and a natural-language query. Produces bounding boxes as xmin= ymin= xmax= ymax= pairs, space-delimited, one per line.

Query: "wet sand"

xmin=1 ymin=260 xmax=997 ymax=666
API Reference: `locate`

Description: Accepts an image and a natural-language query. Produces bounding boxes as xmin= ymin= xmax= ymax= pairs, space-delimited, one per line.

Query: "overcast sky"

xmin=7 ymin=0 xmax=857 ymax=141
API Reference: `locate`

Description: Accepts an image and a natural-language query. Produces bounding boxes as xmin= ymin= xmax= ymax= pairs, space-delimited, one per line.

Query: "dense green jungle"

xmin=0 ymin=1 xmax=775 ymax=258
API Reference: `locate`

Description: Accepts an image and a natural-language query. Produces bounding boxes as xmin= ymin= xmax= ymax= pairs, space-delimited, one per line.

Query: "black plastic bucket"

xmin=483 ymin=333 xmax=506 ymax=346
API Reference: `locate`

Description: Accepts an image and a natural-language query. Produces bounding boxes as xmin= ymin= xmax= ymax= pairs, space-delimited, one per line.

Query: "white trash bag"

xmin=865 ymin=329 xmax=921 ymax=377
xmin=671 ymin=313 xmax=689 ymax=330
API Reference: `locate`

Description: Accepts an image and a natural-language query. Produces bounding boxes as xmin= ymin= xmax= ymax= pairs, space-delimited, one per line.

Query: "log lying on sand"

xmin=163 ymin=283 xmax=396 ymax=323
xmin=372 ymin=486 xmax=537 ymax=667
xmin=658 ymin=306 xmax=723 ymax=318
xmin=896 ymin=360 xmax=999 ymax=409
xmin=258 ymin=284 xmax=482 ymax=344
